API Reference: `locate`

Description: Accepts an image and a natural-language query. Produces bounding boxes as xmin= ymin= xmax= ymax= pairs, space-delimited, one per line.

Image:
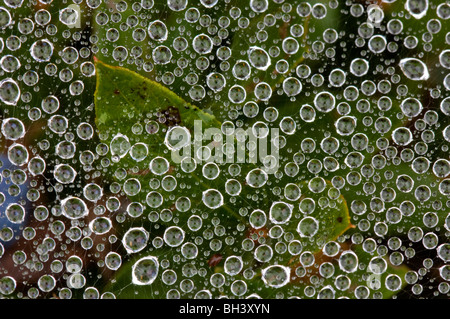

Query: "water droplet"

xmin=0 ymin=78 xmax=20 ymax=105
xmin=405 ymin=0 xmax=428 ymax=19
xmin=132 ymin=256 xmax=159 ymax=285
xmin=62 ymin=196 xmax=88 ymax=220
xmin=297 ymin=216 xmax=319 ymax=237
xmin=148 ymin=20 xmax=168 ymax=42
xmin=248 ymin=46 xmax=271 ymax=71
xmin=163 ymin=226 xmax=185 ymax=247
xmin=338 ymin=251 xmax=359 ymax=273
xmin=224 ymin=256 xmax=243 ymax=276
xmin=202 ymin=189 xmax=223 ymax=209
xmin=399 ymin=58 xmax=429 ymax=80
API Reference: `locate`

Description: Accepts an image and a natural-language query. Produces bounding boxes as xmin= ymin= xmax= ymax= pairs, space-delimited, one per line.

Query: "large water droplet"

xmin=399 ymin=58 xmax=429 ymax=80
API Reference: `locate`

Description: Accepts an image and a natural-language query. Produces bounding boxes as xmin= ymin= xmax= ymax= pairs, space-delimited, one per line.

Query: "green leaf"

xmin=94 ymin=60 xmax=356 ymax=298
xmin=94 ymin=58 xmax=220 ymax=135
xmin=94 ymin=58 xmax=245 ymax=225
xmin=94 ymin=57 xmax=220 ymax=187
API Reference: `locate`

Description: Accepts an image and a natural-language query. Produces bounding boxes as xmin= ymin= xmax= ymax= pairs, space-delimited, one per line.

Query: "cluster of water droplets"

xmin=0 ymin=0 xmax=449 ymax=299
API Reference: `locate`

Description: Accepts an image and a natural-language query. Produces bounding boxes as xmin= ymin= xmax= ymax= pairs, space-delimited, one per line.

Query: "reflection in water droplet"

xmin=132 ymin=256 xmax=159 ymax=285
